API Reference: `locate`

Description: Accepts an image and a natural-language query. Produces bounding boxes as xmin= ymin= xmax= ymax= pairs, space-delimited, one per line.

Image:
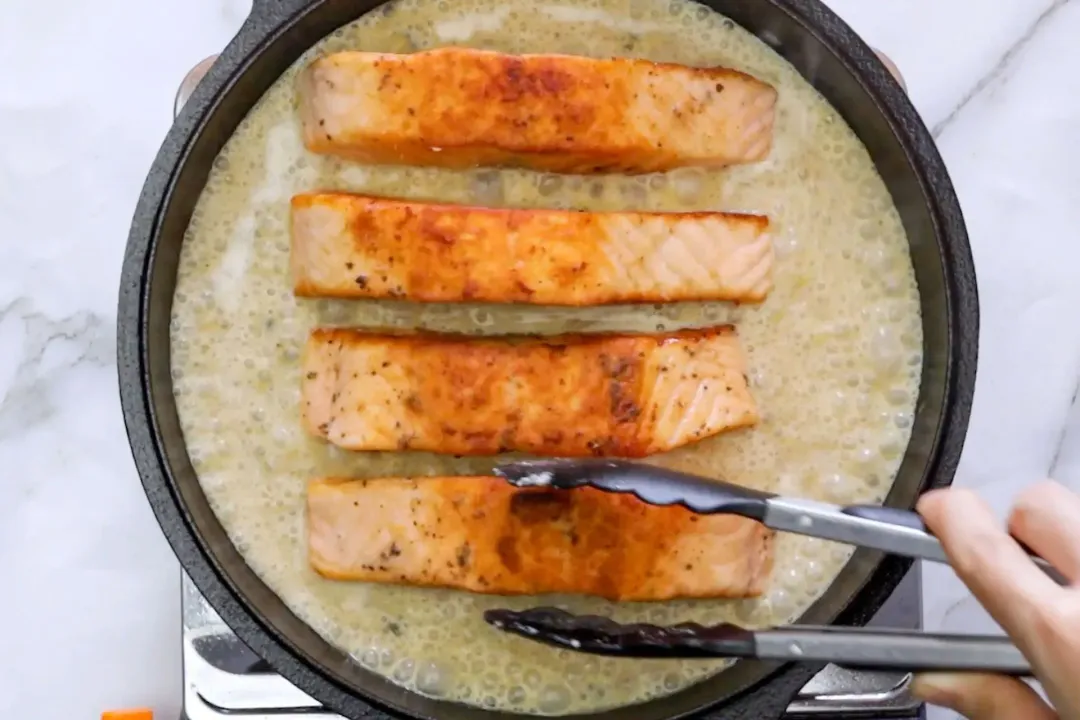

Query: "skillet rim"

xmin=117 ymin=0 xmax=978 ymax=718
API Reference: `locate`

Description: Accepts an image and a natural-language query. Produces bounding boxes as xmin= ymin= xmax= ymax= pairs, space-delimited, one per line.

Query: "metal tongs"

xmin=482 ymin=459 xmax=1061 ymax=677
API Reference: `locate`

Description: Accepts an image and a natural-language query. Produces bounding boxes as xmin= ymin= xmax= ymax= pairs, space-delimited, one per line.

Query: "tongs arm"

xmin=494 ymin=459 xmax=1066 ymax=584
xmin=484 ymin=608 xmax=1033 ymax=676
xmin=485 ymin=458 xmax=1053 ymax=673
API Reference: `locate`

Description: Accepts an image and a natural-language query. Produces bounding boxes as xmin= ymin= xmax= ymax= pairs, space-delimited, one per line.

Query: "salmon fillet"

xmin=307 ymin=476 xmax=774 ymax=600
xmin=297 ymin=47 xmax=777 ymax=174
xmin=291 ymin=193 xmax=774 ymax=305
xmin=301 ymin=326 xmax=759 ymax=457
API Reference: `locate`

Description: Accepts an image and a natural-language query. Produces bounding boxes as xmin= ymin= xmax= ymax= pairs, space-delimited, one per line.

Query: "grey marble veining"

xmin=930 ymin=0 xmax=1073 ymax=137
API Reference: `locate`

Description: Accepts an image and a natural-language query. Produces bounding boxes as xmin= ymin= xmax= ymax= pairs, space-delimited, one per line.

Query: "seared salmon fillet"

xmin=291 ymin=193 xmax=774 ymax=305
xmin=301 ymin=326 xmax=759 ymax=457
xmin=297 ymin=47 xmax=777 ymax=174
xmin=307 ymin=476 xmax=774 ymax=600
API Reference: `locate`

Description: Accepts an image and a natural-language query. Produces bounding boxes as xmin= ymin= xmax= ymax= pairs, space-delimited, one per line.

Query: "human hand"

xmin=911 ymin=481 xmax=1080 ymax=719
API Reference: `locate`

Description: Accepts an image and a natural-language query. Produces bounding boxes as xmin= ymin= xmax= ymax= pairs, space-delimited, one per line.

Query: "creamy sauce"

xmin=170 ymin=0 xmax=923 ymax=714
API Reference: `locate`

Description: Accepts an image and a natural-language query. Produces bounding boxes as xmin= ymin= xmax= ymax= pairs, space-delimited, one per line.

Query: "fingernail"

xmin=910 ymin=673 xmax=962 ymax=704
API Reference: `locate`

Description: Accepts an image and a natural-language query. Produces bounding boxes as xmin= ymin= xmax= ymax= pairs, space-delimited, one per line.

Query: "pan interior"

xmin=144 ymin=0 xmax=956 ymax=717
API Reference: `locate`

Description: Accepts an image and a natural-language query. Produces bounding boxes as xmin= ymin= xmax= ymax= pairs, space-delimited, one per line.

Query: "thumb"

xmin=911 ymin=673 xmax=1056 ymax=720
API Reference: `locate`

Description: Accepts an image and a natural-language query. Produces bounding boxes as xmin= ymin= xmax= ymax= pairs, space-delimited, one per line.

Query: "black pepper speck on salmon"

xmin=297 ymin=47 xmax=777 ymax=174
xmin=307 ymin=476 xmax=774 ymax=600
xmin=291 ymin=193 xmax=774 ymax=305
xmin=301 ymin=327 xmax=759 ymax=457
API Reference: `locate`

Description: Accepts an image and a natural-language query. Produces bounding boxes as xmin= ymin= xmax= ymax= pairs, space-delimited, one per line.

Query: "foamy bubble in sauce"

xmin=170 ymin=0 xmax=922 ymax=714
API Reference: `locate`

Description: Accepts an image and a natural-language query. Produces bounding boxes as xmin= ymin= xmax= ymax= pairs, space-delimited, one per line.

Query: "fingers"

xmin=911 ymin=673 xmax=1057 ymax=720
xmin=871 ymin=49 xmax=907 ymax=91
xmin=918 ymin=489 xmax=1065 ymax=642
xmin=1007 ymin=480 xmax=1080 ymax=583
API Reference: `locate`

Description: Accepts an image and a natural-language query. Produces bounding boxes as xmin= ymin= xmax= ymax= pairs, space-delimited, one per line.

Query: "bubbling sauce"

xmin=170 ymin=0 xmax=923 ymax=714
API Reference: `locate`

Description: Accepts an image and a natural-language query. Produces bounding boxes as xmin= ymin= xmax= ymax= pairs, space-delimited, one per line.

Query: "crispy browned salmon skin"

xmin=307 ymin=476 xmax=774 ymax=600
xmin=301 ymin=327 xmax=759 ymax=457
xmin=297 ymin=48 xmax=777 ymax=173
xmin=291 ymin=193 xmax=774 ymax=305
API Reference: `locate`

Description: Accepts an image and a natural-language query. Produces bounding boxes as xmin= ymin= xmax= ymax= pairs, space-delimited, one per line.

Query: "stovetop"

xmin=179 ymin=566 xmax=925 ymax=720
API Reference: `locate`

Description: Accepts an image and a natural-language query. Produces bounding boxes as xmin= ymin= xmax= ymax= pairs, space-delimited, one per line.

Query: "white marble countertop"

xmin=1 ymin=0 xmax=1078 ymax=718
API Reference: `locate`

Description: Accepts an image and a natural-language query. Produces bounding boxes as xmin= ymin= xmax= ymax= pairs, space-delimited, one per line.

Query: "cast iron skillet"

xmin=118 ymin=0 xmax=979 ymax=718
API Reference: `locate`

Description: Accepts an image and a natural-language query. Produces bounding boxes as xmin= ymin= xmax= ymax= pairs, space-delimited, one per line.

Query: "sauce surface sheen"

xmin=170 ymin=0 xmax=923 ymax=713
